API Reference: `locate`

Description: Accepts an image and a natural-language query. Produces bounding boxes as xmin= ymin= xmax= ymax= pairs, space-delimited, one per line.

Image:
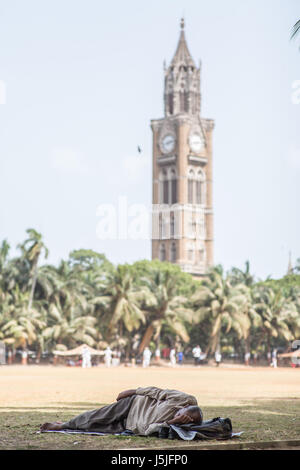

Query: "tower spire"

xmin=170 ymin=18 xmax=195 ymax=68
xmin=164 ymin=18 xmax=201 ymax=116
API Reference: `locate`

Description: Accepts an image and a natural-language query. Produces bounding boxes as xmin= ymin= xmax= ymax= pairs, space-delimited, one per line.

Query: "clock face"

xmin=189 ymin=133 xmax=204 ymax=153
xmin=161 ymin=134 xmax=175 ymax=153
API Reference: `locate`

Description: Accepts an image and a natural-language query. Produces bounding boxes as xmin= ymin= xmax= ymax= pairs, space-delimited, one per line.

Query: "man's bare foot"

xmin=40 ymin=421 xmax=64 ymax=431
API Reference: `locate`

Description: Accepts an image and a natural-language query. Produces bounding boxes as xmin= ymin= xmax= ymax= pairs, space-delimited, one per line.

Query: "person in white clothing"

xmin=192 ymin=345 xmax=202 ymax=366
xmin=215 ymin=350 xmax=222 ymax=367
xmin=21 ymin=349 xmax=28 ymax=366
xmin=169 ymin=348 xmax=176 ymax=367
xmin=82 ymin=346 xmax=91 ymax=368
xmin=244 ymin=352 xmax=251 ymax=366
xmin=154 ymin=347 xmax=161 ymax=363
xmin=142 ymin=347 xmax=152 ymax=368
xmin=271 ymin=349 xmax=277 ymax=368
xmin=104 ymin=347 xmax=112 ymax=367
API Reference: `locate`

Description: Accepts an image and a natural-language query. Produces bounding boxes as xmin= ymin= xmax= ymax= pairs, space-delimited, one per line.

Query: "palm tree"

xmin=191 ymin=266 xmax=250 ymax=354
xmin=0 ymin=286 xmax=46 ymax=351
xmin=291 ymin=20 xmax=300 ymax=40
xmin=18 ymin=229 xmax=49 ymax=310
xmin=0 ymin=240 xmax=10 ymax=301
xmin=137 ymin=269 xmax=193 ymax=354
xmin=252 ymin=285 xmax=295 ymax=353
xmin=92 ymin=265 xmax=146 ymax=350
xmin=285 ymin=286 xmax=300 ymax=338
xmin=228 ymin=260 xmax=255 ymax=287
xmin=294 ymin=258 xmax=300 ymax=274
xmin=36 ymin=260 xmax=100 ymax=351
xmin=0 ymin=239 xmax=10 ymax=271
xmin=235 ymin=283 xmax=262 ymax=354
xmin=42 ymin=301 xmax=98 ymax=351
xmin=42 ymin=302 xmax=74 ymax=350
xmin=291 ymin=19 xmax=300 ymax=52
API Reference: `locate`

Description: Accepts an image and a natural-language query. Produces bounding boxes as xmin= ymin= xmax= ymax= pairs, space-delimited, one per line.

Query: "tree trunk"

xmin=125 ymin=340 xmax=131 ymax=361
xmin=216 ymin=331 xmax=221 ymax=355
xmin=28 ymin=257 xmax=39 ymax=311
xmin=156 ymin=331 xmax=161 ymax=350
xmin=7 ymin=348 xmax=12 ymax=365
xmin=36 ymin=348 xmax=41 ymax=364
xmin=119 ymin=322 xmax=123 ymax=339
xmin=138 ymin=324 xmax=155 ymax=354
xmin=245 ymin=336 xmax=250 ymax=354
xmin=21 ymin=347 xmax=28 ymax=366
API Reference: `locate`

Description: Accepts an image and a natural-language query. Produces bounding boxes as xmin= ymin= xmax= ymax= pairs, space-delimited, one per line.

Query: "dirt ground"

xmin=0 ymin=363 xmax=299 ymax=450
xmin=0 ymin=363 xmax=299 ymax=408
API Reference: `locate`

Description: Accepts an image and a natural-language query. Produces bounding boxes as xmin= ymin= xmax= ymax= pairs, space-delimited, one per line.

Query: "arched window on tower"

xmin=187 ymin=243 xmax=195 ymax=263
xmin=168 ymin=93 xmax=173 ymax=115
xmin=180 ymin=91 xmax=185 ymax=113
xmin=196 ymin=170 xmax=205 ymax=205
xmin=170 ymin=168 xmax=177 ymax=204
xmin=159 ymin=213 xmax=162 ymax=239
xmin=163 ymin=180 xmax=168 ymax=204
xmin=198 ymin=247 xmax=206 ymax=264
xmin=196 ymin=180 xmax=202 ymax=204
xmin=159 ymin=243 xmax=166 ymax=261
xmin=170 ymin=211 xmax=175 ymax=239
xmin=184 ymin=91 xmax=189 ymax=112
xmin=170 ymin=242 xmax=176 ymax=262
xmin=160 ymin=169 xmax=169 ymax=204
xmin=192 ymin=93 xmax=197 ymax=114
xmin=188 ymin=169 xmax=195 ymax=204
xmin=189 ymin=91 xmax=194 ymax=114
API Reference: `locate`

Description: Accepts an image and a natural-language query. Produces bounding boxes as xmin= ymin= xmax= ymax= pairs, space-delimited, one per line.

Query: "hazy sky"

xmin=0 ymin=0 xmax=299 ymax=280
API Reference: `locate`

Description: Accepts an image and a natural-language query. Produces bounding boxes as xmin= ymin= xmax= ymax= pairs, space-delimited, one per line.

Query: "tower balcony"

xmin=188 ymin=154 xmax=207 ymax=165
xmin=157 ymin=154 xmax=177 ymax=165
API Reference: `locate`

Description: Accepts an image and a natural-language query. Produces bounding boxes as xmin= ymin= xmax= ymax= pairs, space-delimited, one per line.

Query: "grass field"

xmin=0 ymin=364 xmax=299 ymax=450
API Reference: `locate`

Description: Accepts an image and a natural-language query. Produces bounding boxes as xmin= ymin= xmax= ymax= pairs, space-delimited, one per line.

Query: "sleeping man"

xmin=40 ymin=386 xmax=203 ymax=436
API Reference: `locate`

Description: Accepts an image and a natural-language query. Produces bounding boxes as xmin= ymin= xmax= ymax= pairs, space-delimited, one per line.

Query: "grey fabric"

xmin=61 ymin=395 xmax=136 ymax=434
xmin=158 ymin=417 xmax=235 ymax=441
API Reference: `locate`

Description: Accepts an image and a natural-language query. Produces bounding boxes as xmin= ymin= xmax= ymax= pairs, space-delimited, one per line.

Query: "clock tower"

xmin=151 ymin=19 xmax=214 ymax=276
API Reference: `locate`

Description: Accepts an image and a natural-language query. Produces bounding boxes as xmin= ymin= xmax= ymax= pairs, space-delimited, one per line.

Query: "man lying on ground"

xmin=40 ymin=386 xmax=203 ymax=436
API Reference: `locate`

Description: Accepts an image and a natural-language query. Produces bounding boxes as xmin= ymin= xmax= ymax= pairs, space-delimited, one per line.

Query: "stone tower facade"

xmin=151 ymin=19 xmax=214 ymax=276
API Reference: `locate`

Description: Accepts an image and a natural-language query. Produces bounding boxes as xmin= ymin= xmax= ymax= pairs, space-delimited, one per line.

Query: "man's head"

xmin=174 ymin=405 xmax=203 ymax=424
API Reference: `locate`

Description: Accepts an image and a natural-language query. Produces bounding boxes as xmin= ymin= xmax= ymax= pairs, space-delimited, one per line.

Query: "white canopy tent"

xmin=278 ymin=350 xmax=300 ymax=358
xmin=53 ymin=344 xmax=105 ymax=357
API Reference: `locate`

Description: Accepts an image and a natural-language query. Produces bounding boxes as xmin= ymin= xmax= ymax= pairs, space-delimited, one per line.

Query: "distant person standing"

xmin=142 ymin=347 xmax=152 ymax=368
xmin=215 ymin=350 xmax=222 ymax=367
xmin=7 ymin=350 xmax=12 ymax=365
xmin=21 ymin=349 xmax=28 ymax=366
xmin=192 ymin=345 xmax=202 ymax=366
xmin=271 ymin=349 xmax=277 ymax=368
xmin=177 ymin=351 xmax=184 ymax=365
xmin=169 ymin=348 xmax=176 ymax=367
xmin=104 ymin=347 xmax=112 ymax=368
xmin=244 ymin=352 xmax=250 ymax=366
xmin=154 ymin=347 xmax=161 ymax=363
xmin=253 ymin=351 xmax=258 ymax=365
xmin=116 ymin=350 xmax=121 ymax=366
xmin=162 ymin=347 xmax=170 ymax=360
xmin=82 ymin=346 xmax=91 ymax=368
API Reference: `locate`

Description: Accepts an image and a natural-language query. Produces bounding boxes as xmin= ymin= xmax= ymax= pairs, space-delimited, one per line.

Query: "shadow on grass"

xmin=0 ymin=398 xmax=299 ymax=450
xmin=0 ymin=403 xmax=107 ymax=410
